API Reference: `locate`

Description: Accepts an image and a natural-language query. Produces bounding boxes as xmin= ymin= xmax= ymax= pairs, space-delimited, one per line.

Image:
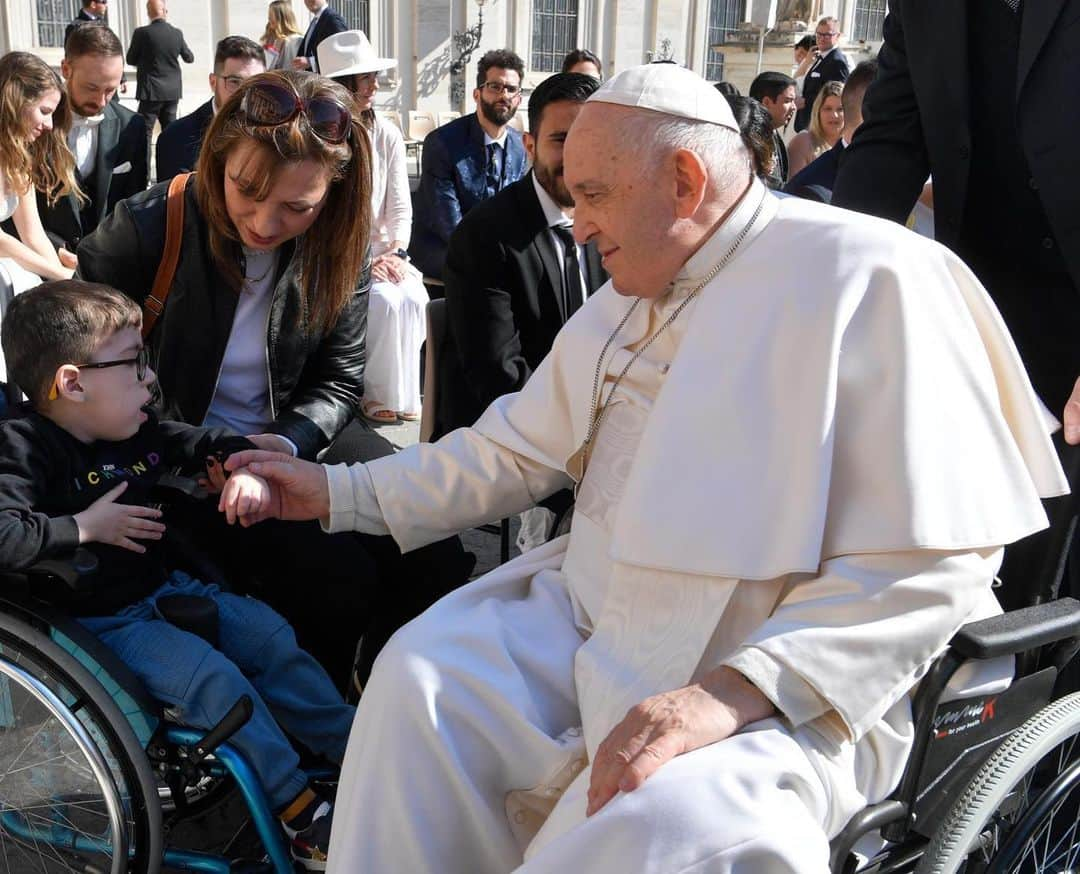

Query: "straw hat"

xmin=317 ymin=30 xmax=397 ymax=78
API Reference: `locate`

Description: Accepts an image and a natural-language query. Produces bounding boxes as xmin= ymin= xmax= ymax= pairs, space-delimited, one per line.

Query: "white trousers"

xmin=327 ymin=540 xmax=898 ymax=873
xmin=363 ymin=274 xmax=428 ymax=415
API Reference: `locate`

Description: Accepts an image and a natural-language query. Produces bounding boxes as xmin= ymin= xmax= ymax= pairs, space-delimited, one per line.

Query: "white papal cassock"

xmin=323 ymin=181 xmax=1067 ymax=872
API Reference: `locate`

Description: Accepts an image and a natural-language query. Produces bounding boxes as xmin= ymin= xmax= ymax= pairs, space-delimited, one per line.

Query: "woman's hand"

xmin=245 ymin=433 xmax=296 ymax=456
xmin=371 ymin=253 xmax=406 ymax=284
xmin=222 ymin=450 xmax=331 ymax=525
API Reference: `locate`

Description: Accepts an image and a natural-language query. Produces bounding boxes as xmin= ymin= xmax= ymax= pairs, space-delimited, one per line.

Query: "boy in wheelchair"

xmin=0 ymin=280 xmax=354 ymax=870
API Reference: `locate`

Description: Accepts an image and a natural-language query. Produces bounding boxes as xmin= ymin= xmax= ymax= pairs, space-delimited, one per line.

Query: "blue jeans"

xmin=80 ymin=572 xmax=355 ymax=810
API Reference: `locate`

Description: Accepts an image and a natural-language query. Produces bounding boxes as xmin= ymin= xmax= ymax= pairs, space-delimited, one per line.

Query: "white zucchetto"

xmin=587 ymin=63 xmax=740 ymax=131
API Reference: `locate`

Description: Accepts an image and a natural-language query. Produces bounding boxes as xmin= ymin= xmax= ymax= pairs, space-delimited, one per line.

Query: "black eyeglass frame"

xmin=239 ymin=78 xmax=352 ymax=144
xmin=75 ymin=346 xmax=151 ymax=382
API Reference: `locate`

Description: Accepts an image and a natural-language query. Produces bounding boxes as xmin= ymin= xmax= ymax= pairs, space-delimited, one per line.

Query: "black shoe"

xmin=290 ymin=806 xmax=333 ymax=871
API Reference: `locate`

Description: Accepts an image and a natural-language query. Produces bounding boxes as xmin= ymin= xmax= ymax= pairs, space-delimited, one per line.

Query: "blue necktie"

xmin=485 ymin=142 xmax=503 ymax=200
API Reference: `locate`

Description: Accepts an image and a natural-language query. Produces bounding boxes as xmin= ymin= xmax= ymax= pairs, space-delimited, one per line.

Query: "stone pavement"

xmin=369 ymin=416 xmax=521 ymax=577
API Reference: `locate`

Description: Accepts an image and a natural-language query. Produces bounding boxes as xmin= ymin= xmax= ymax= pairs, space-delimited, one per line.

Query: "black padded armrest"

xmin=26 ymin=547 xmax=101 ymax=592
xmin=950 ymin=598 xmax=1080 ymax=660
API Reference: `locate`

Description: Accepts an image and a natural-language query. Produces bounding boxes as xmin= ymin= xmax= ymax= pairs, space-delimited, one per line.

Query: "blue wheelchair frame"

xmin=0 ymin=590 xmax=331 ymax=874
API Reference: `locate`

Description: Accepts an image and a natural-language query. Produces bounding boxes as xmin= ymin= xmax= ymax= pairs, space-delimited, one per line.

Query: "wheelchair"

xmin=0 ymin=532 xmax=336 ymax=873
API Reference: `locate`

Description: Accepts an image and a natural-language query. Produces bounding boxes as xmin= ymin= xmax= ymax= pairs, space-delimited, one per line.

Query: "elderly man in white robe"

xmin=223 ymin=64 xmax=1067 ymax=872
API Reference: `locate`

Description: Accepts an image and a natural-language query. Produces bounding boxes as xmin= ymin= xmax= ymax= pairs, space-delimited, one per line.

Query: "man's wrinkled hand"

xmin=586 ymin=667 xmax=776 ymax=817
xmin=222 ymin=450 xmax=331 ymax=525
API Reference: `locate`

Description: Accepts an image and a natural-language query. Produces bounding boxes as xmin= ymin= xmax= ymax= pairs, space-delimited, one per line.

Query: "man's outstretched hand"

xmin=221 ymin=451 xmax=331 ymax=526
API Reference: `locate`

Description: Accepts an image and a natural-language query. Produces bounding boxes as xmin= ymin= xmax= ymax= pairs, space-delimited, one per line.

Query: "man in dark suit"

xmin=155 ymin=36 xmax=265 ymax=182
xmin=832 ymin=0 xmax=1080 ymax=622
xmin=39 ymin=25 xmax=147 ymax=253
xmin=748 ymin=71 xmax=796 ymax=187
xmin=292 ymin=0 xmax=348 ymax=73
xmin=439 ymin=72 xmax=607 ymax=440
xmin=793 ymin=16 xmax=850 ymax=132
xmin=410 ymin=49 xmax=529 ymax=281
xmin=65 ymin=0 xmax=108 ymax=46
xmin=784 ymin=59 xmax=876 ymax=201
xmin=126 ymin=0 xmax=194 ymax=174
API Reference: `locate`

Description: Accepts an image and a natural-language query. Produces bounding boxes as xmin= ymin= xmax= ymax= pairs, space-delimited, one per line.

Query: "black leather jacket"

xmin=76 ymin=178 xmax=370 ymax=459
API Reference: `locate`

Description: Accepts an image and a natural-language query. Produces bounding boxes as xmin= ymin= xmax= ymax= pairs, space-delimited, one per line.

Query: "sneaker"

xmin=290 ymin=805 xmax=333 ymax=871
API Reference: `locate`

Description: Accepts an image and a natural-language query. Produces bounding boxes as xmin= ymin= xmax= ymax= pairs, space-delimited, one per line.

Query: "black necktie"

xmin=485 ymin=142 xmax=503 ymax=200
xmin=551 ymin=225 xmax=585 ymax=318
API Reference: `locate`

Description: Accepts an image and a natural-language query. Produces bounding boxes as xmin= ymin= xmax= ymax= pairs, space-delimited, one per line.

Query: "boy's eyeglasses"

xmin=239 ymin=78 xmax=352 ymax=144
xmin=48 ymin=346 xmax=151 ymax=400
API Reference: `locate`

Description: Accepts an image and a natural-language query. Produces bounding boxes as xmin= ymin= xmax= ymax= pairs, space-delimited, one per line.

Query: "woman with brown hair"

xmin=72 ymin=70 xmax=465 ymax=691
xmin=0 ymin=52 xmax=81 ymax=293
xmin=786 ymin=79 xmax=844 ymax=177
xmin=261 ymin=0 xmax=304 ymax=71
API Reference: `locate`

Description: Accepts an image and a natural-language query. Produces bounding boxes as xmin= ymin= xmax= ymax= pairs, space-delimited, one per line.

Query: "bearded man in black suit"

xmin=439 ymin=73 xmax=608 ymax=440
xmin=39 ymin=25 xmax=147 ymax=252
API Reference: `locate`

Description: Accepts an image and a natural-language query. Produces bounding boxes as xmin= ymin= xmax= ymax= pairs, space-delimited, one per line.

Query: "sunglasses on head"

xmin=239 ymin=79 xmax=352 ymax=144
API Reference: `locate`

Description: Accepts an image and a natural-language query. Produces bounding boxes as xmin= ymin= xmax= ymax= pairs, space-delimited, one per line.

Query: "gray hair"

xmin=617 ymin=110 xmax=751 ymax=195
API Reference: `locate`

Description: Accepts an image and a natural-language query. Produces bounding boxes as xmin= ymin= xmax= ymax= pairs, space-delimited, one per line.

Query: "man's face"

xmin=524 ymin=99 xmax=584 ymax=209
xmin=86 ymin=0 xmax=108 ymax=17
xmin=474 ymin=67 xmax=521 ymax=127
xmin=762 ymin=85 xmax=797 ymax=129
xmin=564 ymin=104 xmax=688 ymax=299
xmin=304 ymin=0 xmax=325 ymax=13
xmin=210 ymin=56 xmax=265 ymax=108
xmin=815 ymin=22 xmax=840 ymax=53
xmin=61 ymin=53 xmax=123 ymax=118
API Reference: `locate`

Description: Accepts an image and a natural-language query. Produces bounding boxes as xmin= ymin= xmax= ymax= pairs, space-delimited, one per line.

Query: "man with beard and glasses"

xmin=36 ymin=25 xmax=147 ymax=253
xmin=409 ymin=49 xmax=528 ymax=282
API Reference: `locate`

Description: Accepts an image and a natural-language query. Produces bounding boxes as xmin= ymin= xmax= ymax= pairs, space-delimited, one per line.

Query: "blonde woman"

xmin=261 ymin=0 xmax=304 ymax=71
xmin=0 ymin=52 xmax=80 ymax=294
xmin=786 ymin=79 xmax=844 ymax=177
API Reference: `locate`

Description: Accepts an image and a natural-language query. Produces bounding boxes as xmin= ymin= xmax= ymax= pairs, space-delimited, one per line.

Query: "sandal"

xmin=362 ymin=400 xmax=399 ymax=424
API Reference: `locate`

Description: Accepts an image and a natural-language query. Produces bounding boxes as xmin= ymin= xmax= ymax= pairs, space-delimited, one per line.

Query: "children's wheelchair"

xmin=0 ymin=544 xmax=336 ymax=874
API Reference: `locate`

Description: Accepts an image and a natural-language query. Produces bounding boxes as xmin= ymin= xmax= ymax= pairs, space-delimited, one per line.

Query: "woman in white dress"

xmin=319 ymin=31 xmax=428 ymax=423
xmin=0 ymin=52 xmax=81 ymax=297
xmin=261 ymin=0 xmax=304 ymax=72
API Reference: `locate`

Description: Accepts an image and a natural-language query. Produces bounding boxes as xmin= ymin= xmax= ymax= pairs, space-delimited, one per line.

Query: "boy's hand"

xmin=74 ymin=481 xmax=165 ymax=553
xmin=218 ymin=469 xmax=270 ymax=527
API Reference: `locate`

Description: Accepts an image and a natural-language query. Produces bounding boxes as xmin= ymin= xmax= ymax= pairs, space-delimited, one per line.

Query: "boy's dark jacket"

xmin=0 ymin=409 xmax=250 ymax=616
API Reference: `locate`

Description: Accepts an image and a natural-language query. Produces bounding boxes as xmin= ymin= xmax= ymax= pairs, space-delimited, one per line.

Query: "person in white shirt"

xmin=0 ymin=51 xmax=79 ymax=302
xmin=222 ymin=65 xmax=1065 ymax=872
xmin=319 ymin=31 xmax=428 ymax=424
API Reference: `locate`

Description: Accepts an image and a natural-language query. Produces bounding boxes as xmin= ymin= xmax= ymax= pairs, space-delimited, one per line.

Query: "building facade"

xmin=3 ymin=0 xmax=881 ymax=121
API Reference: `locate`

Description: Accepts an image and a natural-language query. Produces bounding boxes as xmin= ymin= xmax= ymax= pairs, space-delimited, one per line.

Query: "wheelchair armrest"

xmin=949 ymin=597 xmax=1080 ymax=660
xmin=26 ymin=547 xmax=100 ymax=591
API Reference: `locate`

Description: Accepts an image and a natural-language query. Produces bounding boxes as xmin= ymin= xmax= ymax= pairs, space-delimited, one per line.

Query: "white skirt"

xmin=363 ymin=269 xmax=428 ymax=415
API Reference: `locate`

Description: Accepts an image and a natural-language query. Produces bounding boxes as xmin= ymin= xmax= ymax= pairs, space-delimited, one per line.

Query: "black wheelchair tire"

xmin=0 ymin=611 xmax=163 ymax=873
xmin=915 ymin=691 xmax=1080 ymax=874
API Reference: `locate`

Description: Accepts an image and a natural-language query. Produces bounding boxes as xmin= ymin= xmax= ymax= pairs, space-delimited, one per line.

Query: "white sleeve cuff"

xmin=321 ymin=462 xmax=390 ymax=536
xmin=724 ymin=647 xmax=833 ymax=729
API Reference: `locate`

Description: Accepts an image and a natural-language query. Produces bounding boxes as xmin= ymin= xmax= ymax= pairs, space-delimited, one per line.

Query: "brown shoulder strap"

xmin=142 ymin=172 xmax=190 ymax=339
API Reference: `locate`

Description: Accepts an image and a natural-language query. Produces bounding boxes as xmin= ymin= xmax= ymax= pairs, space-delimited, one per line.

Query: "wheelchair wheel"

xmin=916 ymin=692 xmax=1080 ymax=874
xmin=0 ymin=619 xmax=163 ymax=873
